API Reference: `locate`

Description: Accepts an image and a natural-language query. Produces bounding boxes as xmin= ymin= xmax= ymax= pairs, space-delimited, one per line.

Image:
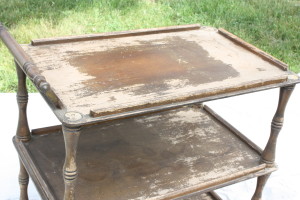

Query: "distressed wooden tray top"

xmin=20 ymin=24 xmax=298 ymax=125
xmin=2 ymin=24 xmax=298 ymax=200
xmin=14 ymin=105 xmax=274 ymax=200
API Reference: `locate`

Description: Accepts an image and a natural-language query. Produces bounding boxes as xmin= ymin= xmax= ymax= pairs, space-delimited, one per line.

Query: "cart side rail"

xmin=0 ymin=23 xmax=62 ymax=109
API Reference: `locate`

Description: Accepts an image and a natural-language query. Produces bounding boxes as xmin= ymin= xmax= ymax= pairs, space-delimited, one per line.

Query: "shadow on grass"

xmin=0 ymin=0 xmax=140 ymax=28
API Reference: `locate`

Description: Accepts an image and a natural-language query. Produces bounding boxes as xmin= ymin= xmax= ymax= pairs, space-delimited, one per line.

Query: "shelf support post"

xmin=62 ymin=125 xmax=81 ymax=200
xmin=15 ymin=60 xmax=30 ymax=200
xmin=252 ymin=84 xmax=295 ymax=200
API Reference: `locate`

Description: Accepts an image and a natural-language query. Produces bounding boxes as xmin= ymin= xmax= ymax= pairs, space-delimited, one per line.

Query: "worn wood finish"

xmin=2 ymin=23 xmax=299 ymax=125
xmin=218 ymin=28 xmax=288 ymax=71
xmin=15 ymin=106 xmax=277 ymax=200
xmin=15 ymin=61 xmax=31 ymax=200
xmin=31 ymin=24 xmax=201 ymax=46
xmin=261 ymin=84 xmax=295 ymax=164
xmin=62 ymin=125 xmax=81 ymax=200
xmin=251 ymin=84 xmax=295 ymax=200
xmin=20 ymin=25 xmax=299 ymax=127
xmin=19 ymin=159 xmax=29 ymax=200
xmin=15 ymin=61 xmax=30 ymax=142
xmin=0 ymin=23 xmax=62 ymax=109
xmin=203 ymin=105 xmax=263 ymax=154
xmin=77 ymin=79 xmax=300 ymax=127
xmin=14 ymin=136 xmax=56 ymax=200
xmin=251 ymin=174 xmax=271 ymax=200
xmin=31 ymin=125 xmax=62 ymax=136
xmin=2 ymin=24 xmax=299 ymax=200
xmin=30 ymin=25 xmax=288 ymax=72
xmin=262 ymin=85 xmax=295 ymax=164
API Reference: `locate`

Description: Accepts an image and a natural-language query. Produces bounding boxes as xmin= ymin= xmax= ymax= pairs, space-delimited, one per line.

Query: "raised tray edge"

xmin=81 ymin=77 xmax=300 ymax=127
xmin=218 ymin=28 xmax=288 ymax=71
xmin=203 ymin=105 xmax=263 ymax=154
xmin=31 ymin=24 xmax=201 ymax=46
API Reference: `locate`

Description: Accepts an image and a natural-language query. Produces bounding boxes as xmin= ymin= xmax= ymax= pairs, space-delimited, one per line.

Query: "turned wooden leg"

xmin=252 ymin=85 xmax=295 ymax=200
xmin=16 ymin=61 xmax=31 ymax=200
xmin=252 ymin=174 xmax=270 ymax=200
xmin=63 ymin=125 xmax=81 ymax=200
xmin=19 ymin=159 xmax=29 ymax=200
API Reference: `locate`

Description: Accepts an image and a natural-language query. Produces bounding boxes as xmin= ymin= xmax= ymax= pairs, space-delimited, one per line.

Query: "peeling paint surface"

xmin=22 ymin=27 xmax=289 ymax=117
xmin=27 ymin=106 xmax=264 ymax=199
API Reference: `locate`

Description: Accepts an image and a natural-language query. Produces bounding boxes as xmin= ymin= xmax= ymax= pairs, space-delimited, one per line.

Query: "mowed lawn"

xmin=0 ymin=0 xmax=299 ymax=92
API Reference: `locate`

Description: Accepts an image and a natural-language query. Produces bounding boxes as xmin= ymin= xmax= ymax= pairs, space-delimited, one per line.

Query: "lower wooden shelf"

xmin=14 ymin=105 xmax=276 ymax=200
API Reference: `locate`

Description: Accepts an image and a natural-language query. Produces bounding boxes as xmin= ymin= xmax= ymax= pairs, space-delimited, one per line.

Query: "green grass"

xmin=0 ymin=0 xmax=299 ymax=92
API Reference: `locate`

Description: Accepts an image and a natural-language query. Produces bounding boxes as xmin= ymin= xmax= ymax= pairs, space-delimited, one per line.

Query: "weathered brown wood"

xmin=0 ymin=23 xmax=62 ymax=109
xmin=19 ymin=159 xmax=29 ymax=200
xmin=251 ymin=84 xmax=295 ymax=200
xmin=31 ymin=24 xmax=201 ymax=46
xmin=218 ymin=28 xmax=288 ymax=71
xmin=261 ymin=84 xmax=295 ymax=164
xmin=62 ymin=125 xmax=81 ymax=200
xmin=14 ymin=137 xmax=56 ymax=200
xmin=14 ymin=106 xmax=278 ymax=200
xmin=90 ymin=78 xmax=287 ymax=118
xmin=31 ymin=125 xmax=62 ymax=135
xmin=18 ymin=132 xmax=229 ymax=200
xmin=15 ymin=61 xmax=30 ymax=142
xmin=203 ymin=105 xmax=263 ymax=154
xmin=15 ymin=61 xmax=30 ymax=200
xmin=4 ymin=23 xmax=299 ymax=200
xmin=251 ymin=174 xmax=271 ymax=200
xmin=22 ymin=24 xmax=297 ymax=126
xmin=81 ymin=78 xmax=299 ymax=126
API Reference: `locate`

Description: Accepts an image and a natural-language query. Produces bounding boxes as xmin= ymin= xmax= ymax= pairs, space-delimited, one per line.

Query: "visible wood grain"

xmin=31 ymin=24 xmax=201 ymax=45
xmin=15 ymin=61 xmax=30 ymax=142
xmin=251 ymin=174 xmax=271 ymax=200
xmin=22 ymin=25 xmax=295 ymax=125
xmin=15 ymin=61 xmax=30 ymax=200
xmin=16 ymin=106 xmax=276 ymax=200
xmin=90 ymin=78 xmax=286 ymax=118
xmin=251 ymin=84 xmax=295 ymax=200
xmin=262 ymin=84 xmax=295 ymax=164
xmin=62 ymin=125 xmax=81 ymax=200
xmin=19 ymin=159 xmax=29 ymax=200
xmin=0 ymin=24 xmax=62 ymax=108
xmin=31 ymin=125 xmax=62 ymax=135
xmin=203 ymin=105 xmax=263 ymax=154
xmin=218 ymin=28 xmax=288 ymax=71
xmin=14 ymin=137 xmax=56 ymax=200
xmin=82 ymin=79 xmax=299 ymax=126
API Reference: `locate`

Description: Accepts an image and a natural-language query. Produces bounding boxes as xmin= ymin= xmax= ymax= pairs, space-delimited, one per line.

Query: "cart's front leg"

xmin=252 ymin=174 xmax=270 ymax=200
xmin=62 ymin=125 xmax=81 ymax=200
xmin=19 ymin=160 xmax=29 ymax=200
xmin=15 ymin=61 xmax=31 ymax=200
xmin=252 ymin=84 xmax=295 ymax=200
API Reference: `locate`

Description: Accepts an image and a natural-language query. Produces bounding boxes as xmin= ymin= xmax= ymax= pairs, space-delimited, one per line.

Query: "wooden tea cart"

xmin=0 ymin=23 xmax=299 ymax=200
